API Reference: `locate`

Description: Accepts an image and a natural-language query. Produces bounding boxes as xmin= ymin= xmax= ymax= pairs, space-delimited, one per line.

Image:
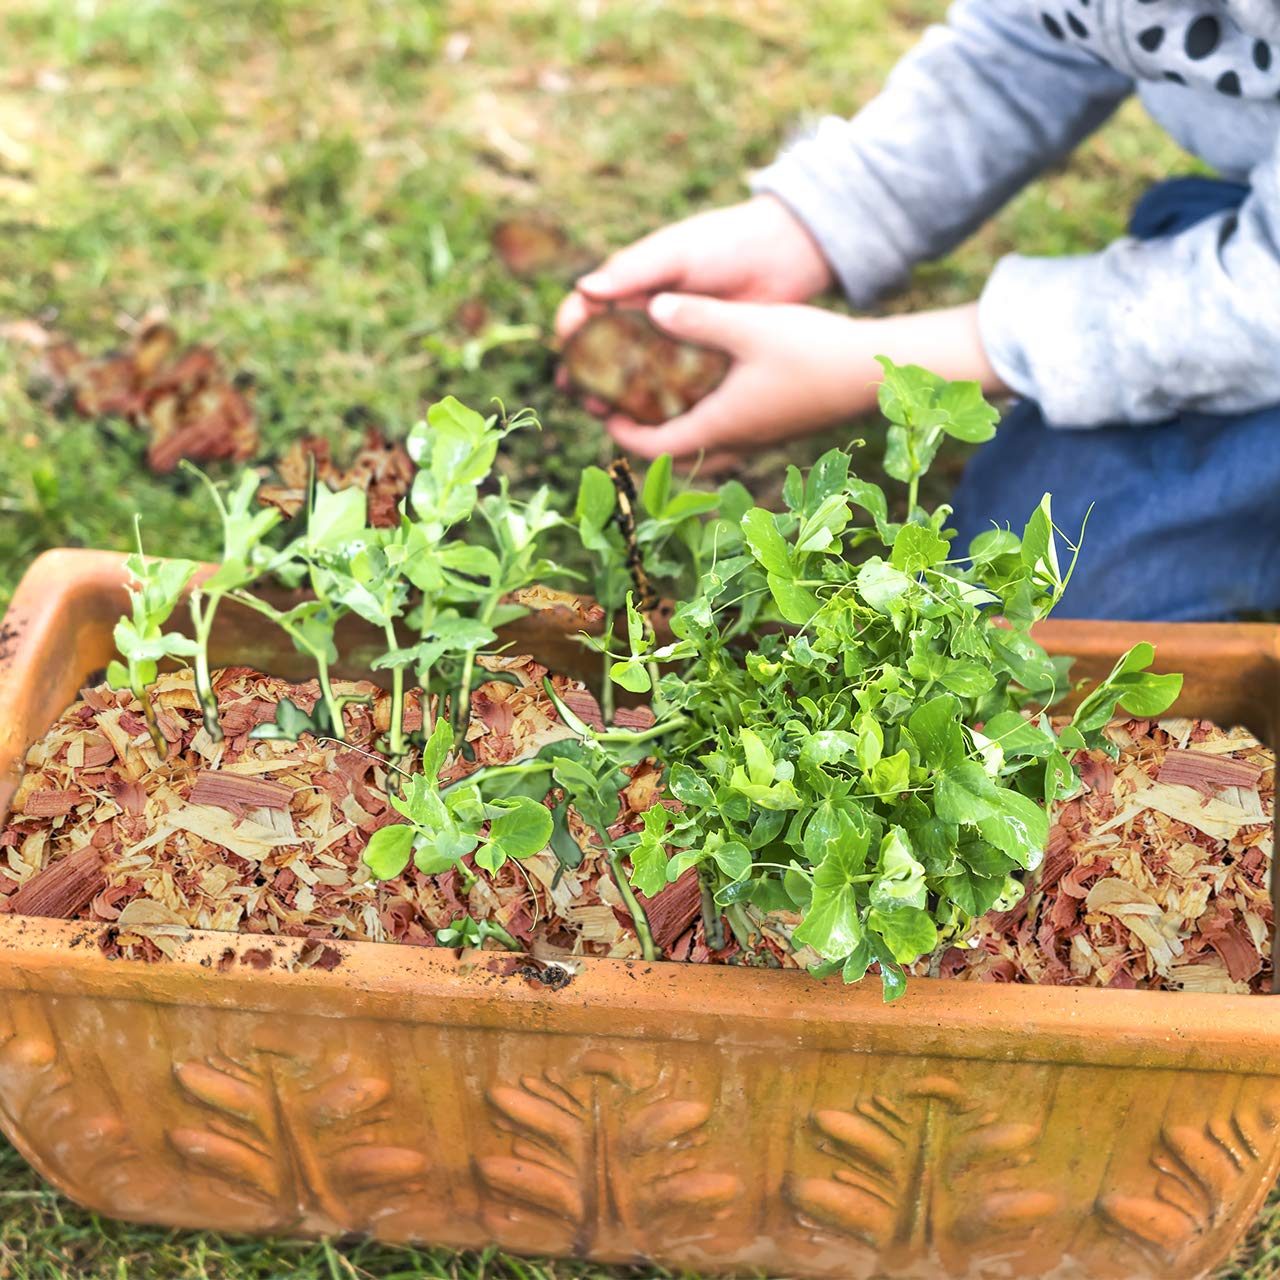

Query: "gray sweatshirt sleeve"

xmin=980 ymin=129 xmax=1280 ymax=426
xmin=750 ymin=0 xmax=1132 ymax=308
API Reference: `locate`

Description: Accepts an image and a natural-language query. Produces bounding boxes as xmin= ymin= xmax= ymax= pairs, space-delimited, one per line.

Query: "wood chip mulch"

xmin=927 ymin=717 xmax=1274 ymax=993
xmin=0 ymin=660 xmax=748 ymax=967
xmin=2 ymin=683 xmax=1272 ymax=991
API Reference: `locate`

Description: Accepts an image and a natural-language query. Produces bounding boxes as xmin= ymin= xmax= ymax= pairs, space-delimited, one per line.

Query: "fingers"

xmin=605 ymin=393 xmax=730 ymax=461
xmin=649 ymin=292 xmax=753 ymax=354
xmin=554 ymin=290 xmax=593 ymax=342
xmin=555 ymin=286 xmax=665 ymax=343
xmin=577 ymin=225 xmax=688 ymax=303
xmin=555 ymin=225 xmax=691 ymax=341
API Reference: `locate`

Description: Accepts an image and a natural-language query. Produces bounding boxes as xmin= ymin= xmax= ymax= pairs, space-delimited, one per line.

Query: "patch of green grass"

xmin=0 ymin=0 xmax=1272 ymax=1274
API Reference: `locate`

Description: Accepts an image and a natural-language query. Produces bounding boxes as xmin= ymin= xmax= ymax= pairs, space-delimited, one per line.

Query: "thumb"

xmin=649 ymin=292 xmax=755 ymax=354
xmin=576 ymin=225 xmax=686 ymax=300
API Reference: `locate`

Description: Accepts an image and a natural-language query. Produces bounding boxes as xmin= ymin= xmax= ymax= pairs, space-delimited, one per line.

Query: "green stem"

xmin=478 ymin=920 xmax=523 ymax=953
xmin=314 ymin=656 xmax=346 ymax=742
xmin=453 ymin=594 xmax=501 ymax=749
xmin=607 ymin=849 xmax=657 ymax=962
xmin=600 ymin=622 xmax=616 ymax=724
xmin=700 ymin=876 xmax=726 ymax=951
xmin=725 ymin=901 xmax=760 ymax=956
xmin=227 ymin=590 xmax=346 ymax=741
xmin=907 ymin=473 xmax=919 ymax=516
xmin=440 ymin=759 xmax=554 ymax=795
xmin=189 ymin=591 xmax=224 ymax=742
xmin=596 ymin=714 xmax=689 ymax=746
xmin=383 ymin=621 xmax=406 ymax=759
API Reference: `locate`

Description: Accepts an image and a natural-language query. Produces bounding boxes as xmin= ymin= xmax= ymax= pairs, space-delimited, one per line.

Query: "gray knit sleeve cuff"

xmin=749 ymin=127 xmax=916 ymax=310
xmin=978 ymin=252 xmax=1131 ymax=429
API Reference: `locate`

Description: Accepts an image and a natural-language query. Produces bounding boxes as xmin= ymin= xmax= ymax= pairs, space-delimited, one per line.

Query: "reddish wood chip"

xmin=21 ymin=789 xmax=83 ymax=817
xmin=560 ymin=689 xmax=605 ymax=732
xmin=6 ymin=845 xmax=106 ymax=919
xmin=632 ymin=867 xmax=701 ymax=953
xmin=1209 ymin=918 xmax=1264 ymax=983
xmin=1157 ymin=749 xmax=1264 ymax=796
xmin=613 ymin=705 xmax=656 ymax=731
xmin=189 ymin=771 xmax=293 ymax=814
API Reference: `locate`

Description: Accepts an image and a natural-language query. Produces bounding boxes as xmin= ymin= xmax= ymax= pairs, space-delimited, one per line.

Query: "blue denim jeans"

xmin=950 ymin=177 xmax=1271 ymax=622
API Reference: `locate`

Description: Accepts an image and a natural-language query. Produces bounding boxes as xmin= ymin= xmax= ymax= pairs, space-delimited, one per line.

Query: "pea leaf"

xmin=741 ymin=508 xmax=791 ymax=576
xmin=363 ymin=824 xmax=415 ymax=880
xmin=791 ymin=829 xmax=872 ymax=961
xmin=628 ymin=806 xmax=672 ymax=897
xmin=869 ymin=905 xmax=937 ymax=963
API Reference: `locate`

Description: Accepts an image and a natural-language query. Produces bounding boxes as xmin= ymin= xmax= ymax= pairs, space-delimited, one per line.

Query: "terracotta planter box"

xmin=1 ymin=548 xmax=1279 ymax=1280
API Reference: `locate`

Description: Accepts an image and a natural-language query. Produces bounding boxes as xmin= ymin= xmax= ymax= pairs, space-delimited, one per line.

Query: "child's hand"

xmin=602 ymin=294 xmax=880 ymax=462
xmin=555 ymin=195 xmax=833 ymax=342
xmin=604 ymin=298 xmax=1005 ymax=464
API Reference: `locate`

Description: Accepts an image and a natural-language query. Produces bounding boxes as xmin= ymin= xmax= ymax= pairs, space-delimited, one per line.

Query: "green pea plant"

xmin=605 ymin=358 xmax=1182 ymax=997
xmin=106 ymin=524 xmax=200 ymax=756
xmin=182 ymin=467 xmax=283 ymax=740
xmin=102 ymin=369 xmax=1182 ymax=999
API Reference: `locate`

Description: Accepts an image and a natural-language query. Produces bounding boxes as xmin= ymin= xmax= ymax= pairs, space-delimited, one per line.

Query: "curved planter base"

xmin=1 ymin=550 xmax=1279 ymax=1279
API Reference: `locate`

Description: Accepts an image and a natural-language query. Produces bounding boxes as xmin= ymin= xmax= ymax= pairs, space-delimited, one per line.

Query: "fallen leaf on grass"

xmin=492 ymin=216 xmax=587 ymax=278
xmin=258 ymin=426 xmax=414 ymax=528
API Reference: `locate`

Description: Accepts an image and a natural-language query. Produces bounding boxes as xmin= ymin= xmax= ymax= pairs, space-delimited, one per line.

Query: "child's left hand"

xmin=599 ymin=295 xmax=1003 ymax=465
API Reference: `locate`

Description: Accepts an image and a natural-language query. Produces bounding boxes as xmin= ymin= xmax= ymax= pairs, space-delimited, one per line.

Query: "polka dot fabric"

xmin=1034 ymin=0 xmax=1280 ymax=100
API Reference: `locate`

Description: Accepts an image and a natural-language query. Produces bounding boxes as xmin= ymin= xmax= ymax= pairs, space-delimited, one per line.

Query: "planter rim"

xmin=3 ymin=549 xmax=1280 ymax=1077
xmin=1 ymin=914 xmax=1279 ymax=1071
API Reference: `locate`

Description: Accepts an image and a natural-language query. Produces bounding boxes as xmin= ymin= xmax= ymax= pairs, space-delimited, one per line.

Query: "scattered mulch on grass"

xmin=491 ymin=216 xmax=588 ymax=278
xmin=0 ymin=659 xmax=760 ymax=967
xmin=257 ymin=426 xmax=416 ymax=528
xmin=21 ymin=320 xmax=258 ymax=473
xmin=930 ymin=716 xmax=1274 ymax=993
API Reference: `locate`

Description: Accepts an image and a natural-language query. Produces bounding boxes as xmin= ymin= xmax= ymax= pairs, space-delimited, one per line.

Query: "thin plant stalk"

xmin=188 ymin=590 xmax=223 ymax=742
xmin=606 ymin=849 xmax=657 ymax=962
xmin=452 ymin=595 xmax=501 ymax=749
xmin=700 ymin=876 xmax=726 ymax=951
xmin=228 ymin=591 xmax=347 ymax=740
xmin=383 ymin=621 xmax=406 ymax=759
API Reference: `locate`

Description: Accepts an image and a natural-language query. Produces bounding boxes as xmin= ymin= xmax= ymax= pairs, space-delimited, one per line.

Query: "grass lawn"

xmin=0 ymin=0 xmax=1273 ymax=1275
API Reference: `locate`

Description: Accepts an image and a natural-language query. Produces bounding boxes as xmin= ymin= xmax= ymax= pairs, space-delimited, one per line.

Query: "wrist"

xmin=872 ymin=304 xmax=1010 ymax=398
xmin=749 ymin=194 xmax=836 ymax=299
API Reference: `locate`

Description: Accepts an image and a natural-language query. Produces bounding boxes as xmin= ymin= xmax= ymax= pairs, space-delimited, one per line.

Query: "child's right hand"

xmin=554 ymin=194 xmax=833 ymax=342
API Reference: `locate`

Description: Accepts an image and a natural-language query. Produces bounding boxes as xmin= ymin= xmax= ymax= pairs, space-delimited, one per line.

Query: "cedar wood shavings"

xmin=38 ymin=321 xmax=258 ymax=473
xmin=188 ymin=771 xmax=294 ymax=815
xmin=6 ymin=679 xmax=1271 ymax=989
xmin=1 ymin=658 xmax=747 ymax=967
xmin=6 ymin=844 xmax=106 ymax=919
xmin=926 ymin=716 xmax=1274 ymax=993
xmin=257 ymin=426 xmax=416 ymax=529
